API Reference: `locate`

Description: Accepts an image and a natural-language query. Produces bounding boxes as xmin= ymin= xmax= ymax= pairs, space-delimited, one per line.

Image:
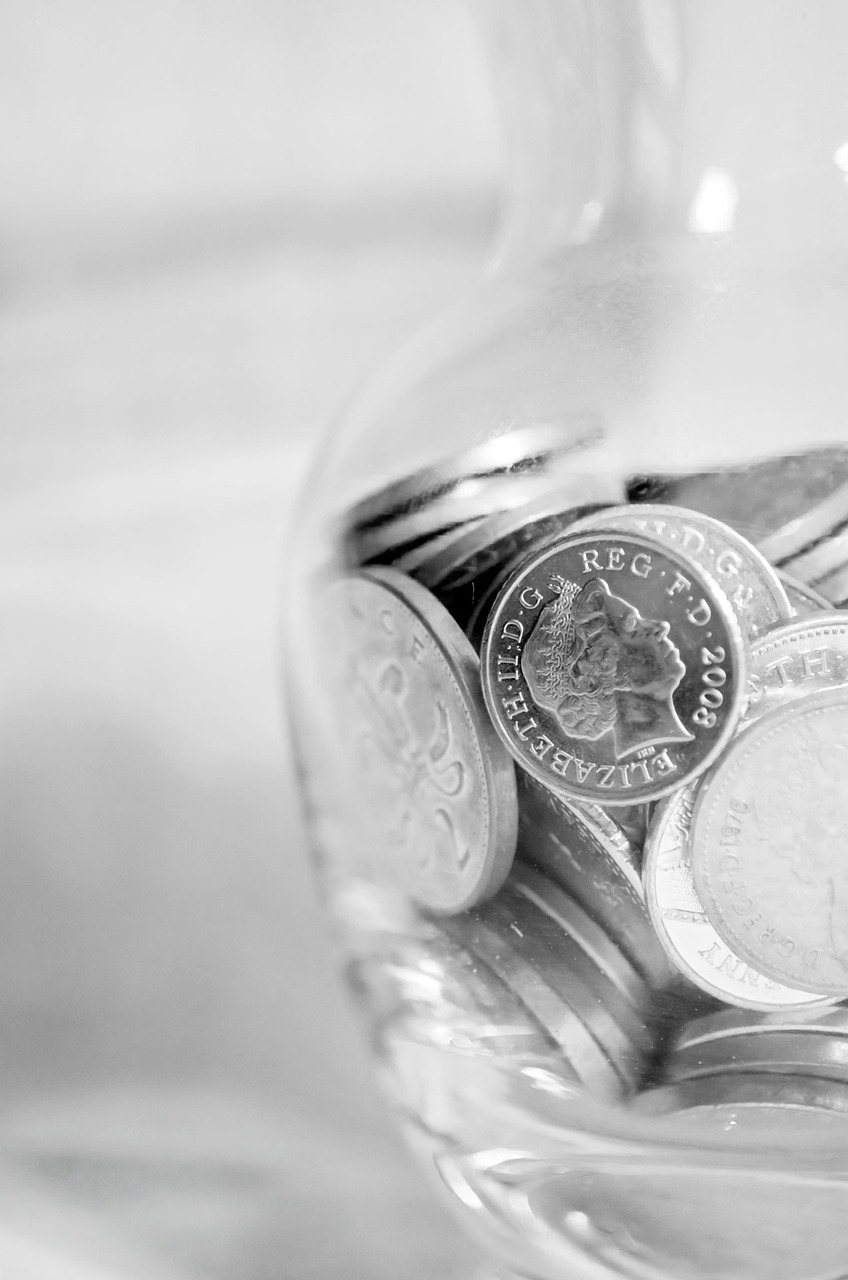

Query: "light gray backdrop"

xmin=0 ymin=3 xmax=501 ymax=1275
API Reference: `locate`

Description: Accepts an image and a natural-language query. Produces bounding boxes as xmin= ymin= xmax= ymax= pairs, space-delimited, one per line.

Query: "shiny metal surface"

xmin=481 ymin=530 xmax=747 ymax=804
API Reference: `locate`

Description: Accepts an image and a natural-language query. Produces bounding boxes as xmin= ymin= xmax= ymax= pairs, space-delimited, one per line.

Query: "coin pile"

xmin=329 ymin=433 xmax=848 ymax=1117
xmin=637 ymin=1006 xmax=848 ymax=1127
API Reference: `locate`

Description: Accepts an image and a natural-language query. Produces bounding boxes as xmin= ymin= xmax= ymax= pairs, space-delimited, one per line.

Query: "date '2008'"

xmin=694 ymin=645 xmax=728 ymax=729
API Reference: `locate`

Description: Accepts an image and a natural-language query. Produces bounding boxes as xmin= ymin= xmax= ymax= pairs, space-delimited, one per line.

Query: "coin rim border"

xmin=479 ymin=528 xmax=748 ymax=806
xmin=349 ymin=566 xmax=519 ymax=913
xmin=690 ymin=685 xmax=848 ymax=995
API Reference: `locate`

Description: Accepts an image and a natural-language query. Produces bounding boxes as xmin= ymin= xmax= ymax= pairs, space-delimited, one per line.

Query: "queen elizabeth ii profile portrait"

xmin=521 ymin=576 xmax=693 ymax=760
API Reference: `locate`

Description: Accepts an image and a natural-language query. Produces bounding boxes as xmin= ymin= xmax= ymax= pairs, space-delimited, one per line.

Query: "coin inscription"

xmin=692 ymin=688 xmax=848 ymax=995
xmin=323 ymin=568 xmax=517 ymax=912
xmin=744 ymin=616 xmax=848 ymax=723
xmin=568 ymin=504 xmax=792 ymax=640
xmin=480 ymin=531 xmax=746 ymax=804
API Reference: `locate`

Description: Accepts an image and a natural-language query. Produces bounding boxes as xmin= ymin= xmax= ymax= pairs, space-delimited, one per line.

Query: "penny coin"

xmin=568 ymin=504 xmax=792 ymax=641
xmin=743 ymin=614 xmax=848 ymax=723
xmin=674 ymin=1005 xmax=848 ymax=1052
xmin=692 ymin=687 xmax=848 ymax=995
xmin=778 ymin=572 xmax=833 ymax=616
xmin=484 ymin=888 xmax=650 ymax=1086
xmin=515 ymin=774 xmax=674 ymax=989
xmin=508 ymin=861 xmax=650 ymax=1012
xmin=321 ymin=568 xmax=517 ymax=913
xmin=348 ymin=418 xmax=605 ymax=534
xmin=668 ymin=1030 xmax=848 ymax=1084
xmin=643 ymin=787 xmax=830 ymax=1010
xmin=441 ymin=910 xmax=625 ymax=1099
xmin=480 ymin=530 xmax=746 ymax=805
xmin=635 ymin=1072 xmax=848 ymax=1124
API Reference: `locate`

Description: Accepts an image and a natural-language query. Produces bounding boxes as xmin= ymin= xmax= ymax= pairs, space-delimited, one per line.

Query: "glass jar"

xmin=286 ymin=3 xmax=848 ymax=1277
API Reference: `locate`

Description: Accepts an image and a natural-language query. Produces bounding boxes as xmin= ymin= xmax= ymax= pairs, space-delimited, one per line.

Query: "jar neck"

xmin=477 ymin=0 xmax=848 ymax=263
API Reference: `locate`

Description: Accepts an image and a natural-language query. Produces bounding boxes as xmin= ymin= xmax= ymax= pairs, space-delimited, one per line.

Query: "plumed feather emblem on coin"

xmin=322 ymin=568 xmax=518 ymax=913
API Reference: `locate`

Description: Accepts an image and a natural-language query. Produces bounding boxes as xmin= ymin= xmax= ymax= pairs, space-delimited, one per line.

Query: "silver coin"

xmin=348 ymin=418 xmax=605 ymax=533
xmin=782 ymin=526 xmax=848 ymax=589
xmin=778 ymin=571 xmax=834 ymax=615
xmin=629 ymin=448 xmax=848 ymax=554
xmin=441 ymin=910 xmax=625 ymax=1098
xmin=668 ymin=1030 xmax=848 ymax=1084
xmin=568 ymin=504 xmax=792 ymax=641
xmin=692 ymin=688 xmax=848 ymax=996
xmin=515 ymin=774 xmax=675 ymax=989
xmin=400 ymin=485 xmax=624 ymax=592
xmin=508 ymin=861 xmax=650 ymax=1012
xmin=321 ymin=568 xmax=518 ymax=913
xmin=758 ymin=470 xmax=848 ymax=565
xmin=481 ymin=529 xmax=747 ymax=806
xmin=607 ymin=802 xmax=651 ymax=851
xmin=636 ymin=1071 xmax=848 ymax=1123
xmin=674 ymin=1004 xmax=848 ymax=1052
xmin=644 ymin=787 xmax=830 ymax=1010
xmin=814 ymin=561 xmax=848 ymax=609
xmin=420 ymin=924 xmax=568 ymax=1061
xmin=350 ymin=928 xmax=562 ymax=1065
xmin=484 ymin=888 xmax=650 ymax=1086
xmin=743 ymin=614 xmax=848 ymax=723
xmin=391 ymin=517 xmax=490 ymax=579
xmin=353 ymin=472 xmax=583 ymax=565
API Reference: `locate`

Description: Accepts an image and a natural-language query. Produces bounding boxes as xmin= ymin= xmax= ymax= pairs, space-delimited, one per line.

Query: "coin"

xmin=782 ymin=526 xmax=848 ymax=590
xmin=635 ymin=1071 xmax=848 ymax=1123
xmin=743 ymin=614 xmax=848 ymax=722
xmin=419 ymin=924 xmax=566 ymax=1060
xmin=441 ymin=910 xmax=625 ymax=1098
xmin=399 ymin=485 xmax=623 ymax=592
xmin=567 ymin=504 xmax=792 ymax=641
xmin=484 ymin=887 xmax=651 ymax=1085
xmin=757 ymin=471 xmax=848 ymax=565
xmin=691 ymin=687 xmax=848 ymax=996
xmin=643 ymin=787 xmax=830 ymax=1010
xmin=348 ymin=419 xmax=605 ymax=533
xmin=674 ymin=1005 xmax=848 ymax=1052
xmin=480 ymin=530 xmax=746 ymax=805
xmin=609 ymin=802 xmax=651 ymax=850
xmin=668 ymin=1030 xmax=848 ymax=1084
xmin=321 ymin=568 xmax=518 ymax=913
xmin=778 ymin=572 xmax=833 ymax=616
xmin=814 ymin=561 xmax=848 ymax=609
xmin=515 ymin=774 xmax=675 ymax=988
xmin=628 ymin=447 xmax=848 ymax=555
xmin=349 ymin=928 xmax=561 ymax=1063
xmin=353 ymin=472 xmax=581 ymax=565
xmin=508 ymin=861 xmax=650 ymax=1011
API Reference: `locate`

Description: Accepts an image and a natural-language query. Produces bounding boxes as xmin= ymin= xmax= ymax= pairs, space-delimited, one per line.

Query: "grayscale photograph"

xmin=4 ymin=2 xmax=848 ymax=1278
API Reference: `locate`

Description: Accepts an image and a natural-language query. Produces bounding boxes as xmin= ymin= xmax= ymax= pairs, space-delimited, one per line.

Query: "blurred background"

xmin=0 ymin=3 xmax=503 ymax=1276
